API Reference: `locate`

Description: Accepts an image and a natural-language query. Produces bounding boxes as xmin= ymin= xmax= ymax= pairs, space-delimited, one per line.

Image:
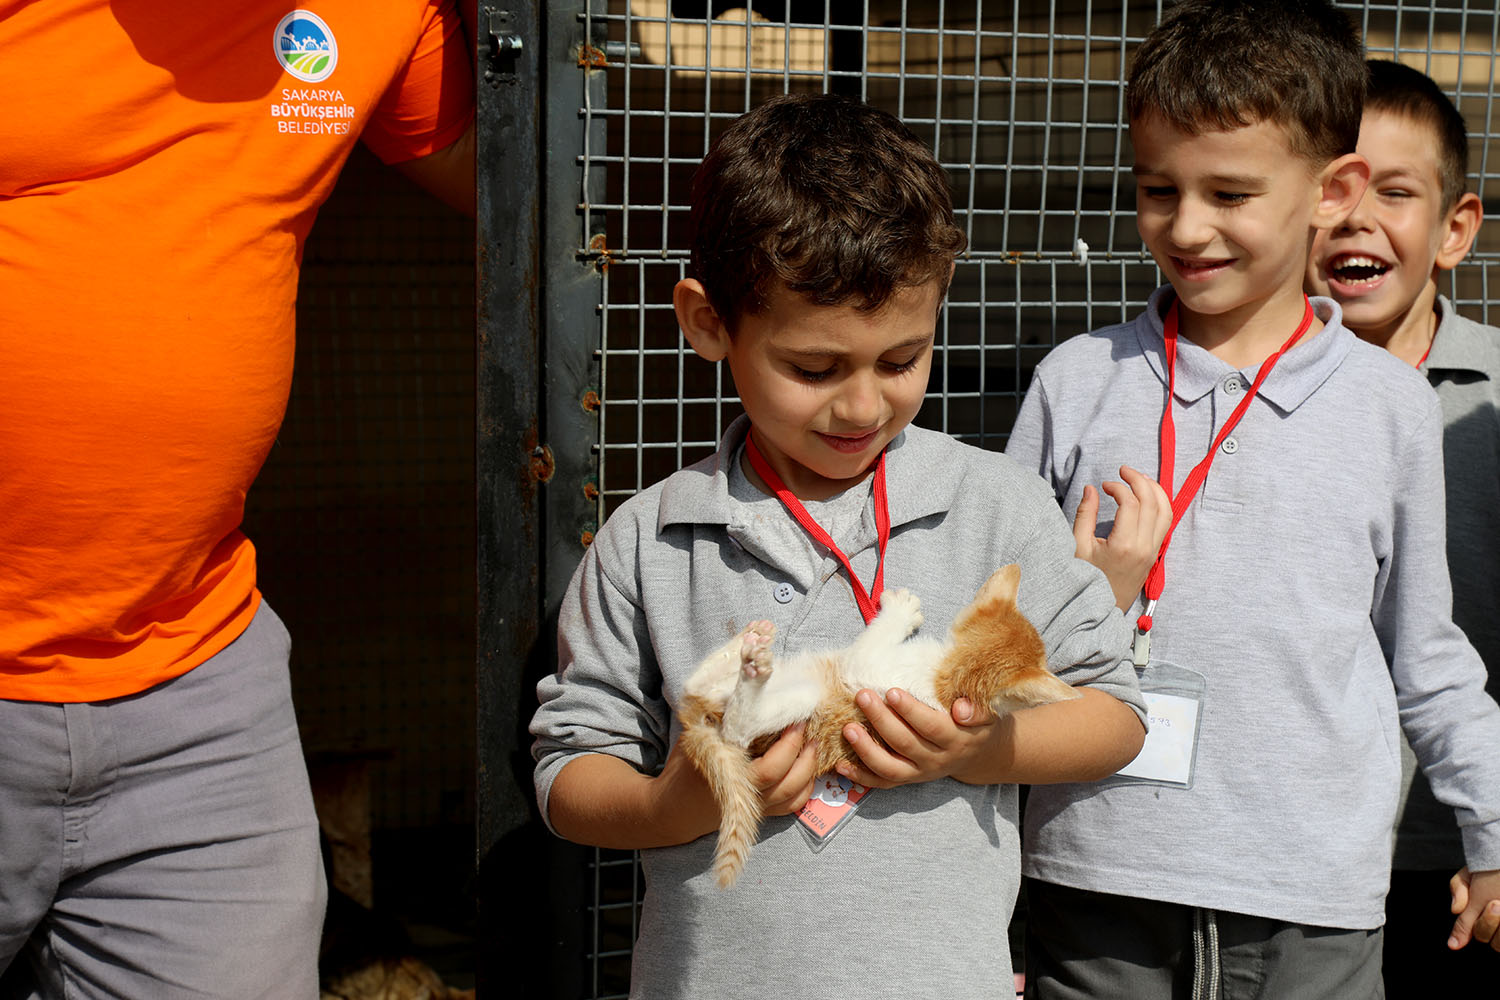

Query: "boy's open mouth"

xmin=1328 ymin=253 xmax=1392 ymax=285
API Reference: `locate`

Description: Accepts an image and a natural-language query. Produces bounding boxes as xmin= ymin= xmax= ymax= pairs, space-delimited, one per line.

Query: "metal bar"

xmin=548 ymin=2 xmax=607 ymax=612
xmin=1478 ymin=11 xmax=1498 ymax=205
xmin=475 ymin=0 xmax=560 ymax=996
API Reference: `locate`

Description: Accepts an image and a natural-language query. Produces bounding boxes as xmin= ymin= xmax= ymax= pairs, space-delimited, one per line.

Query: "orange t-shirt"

xmin=0 ymin=2 xmax=474 ymax=701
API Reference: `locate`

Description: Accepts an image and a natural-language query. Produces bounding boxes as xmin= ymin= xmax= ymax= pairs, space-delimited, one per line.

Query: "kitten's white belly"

xmin=840 ymin=639 xmax=946 ymax=710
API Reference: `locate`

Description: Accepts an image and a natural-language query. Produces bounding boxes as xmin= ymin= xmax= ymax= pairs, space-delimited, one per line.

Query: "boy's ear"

xmin=674 ymin=279 xmax=731 ymax=362
xmin=1312 ymin=152 xmax=1371 ymax=230
xmin=1435 ymin=192 xmax=1483 ymax=272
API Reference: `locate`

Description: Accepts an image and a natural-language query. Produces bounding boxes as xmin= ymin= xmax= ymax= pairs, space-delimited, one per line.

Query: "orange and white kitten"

xmin=678 ymin=564 xmax=1078 ymax=887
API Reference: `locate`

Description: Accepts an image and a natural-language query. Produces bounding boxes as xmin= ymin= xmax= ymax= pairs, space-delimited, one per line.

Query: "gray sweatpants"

xmin=1024 ymin=878 xmax=1384 ymax=1000
xmin=0 ymin=603 xmax=325 ymax=1000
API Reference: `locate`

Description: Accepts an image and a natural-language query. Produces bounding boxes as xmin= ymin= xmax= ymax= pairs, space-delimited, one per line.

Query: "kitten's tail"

xmin=679 ymin=694 xmax=762 ymax=889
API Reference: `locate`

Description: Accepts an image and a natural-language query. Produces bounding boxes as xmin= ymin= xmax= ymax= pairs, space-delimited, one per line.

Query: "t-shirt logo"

xmin=274 ymin=10 xmax=338 ymax=83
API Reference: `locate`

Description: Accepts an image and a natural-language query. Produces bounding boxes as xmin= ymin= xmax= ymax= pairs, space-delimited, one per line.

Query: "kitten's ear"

xmin=975 ymin=564 xmax=1021 ymax=606
xmin=991 ymin=671 xmax=1079 ymax=714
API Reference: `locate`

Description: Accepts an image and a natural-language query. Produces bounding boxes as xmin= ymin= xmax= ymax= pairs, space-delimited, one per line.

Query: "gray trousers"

xmin=1024 ymin=878 xmax=1384 ymax=1000
xmin=0 ymin=603 xmax=325 ymax=1000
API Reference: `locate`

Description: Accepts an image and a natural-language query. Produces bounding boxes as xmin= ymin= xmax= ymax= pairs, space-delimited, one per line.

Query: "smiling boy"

xmin=530 ymin=93 xmax=1146 ymax=998
xmin=1006 ymin=2 xmax=1500 ymax=996
xmin=1307 ymin=59 xmax=1500 ymax=990
xmin=677 ymin=275 xmax=944 ymax=501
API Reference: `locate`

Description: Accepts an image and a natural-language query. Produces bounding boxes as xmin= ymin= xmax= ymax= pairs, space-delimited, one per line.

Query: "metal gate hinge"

xmin=484 ymin=7 xmax=524 ymax=84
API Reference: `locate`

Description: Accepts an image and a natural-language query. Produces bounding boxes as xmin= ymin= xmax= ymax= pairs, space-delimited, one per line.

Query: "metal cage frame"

xmin=478 ymin=3 xmax=1500 ymax=995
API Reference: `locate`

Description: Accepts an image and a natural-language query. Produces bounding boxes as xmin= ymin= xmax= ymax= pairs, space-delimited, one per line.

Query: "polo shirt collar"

xmin=658 ymin=414 xmax=959 ymax=531
xmin=1427 ymin=295 xmax=1496 ymax=378
xmin=1134 ymin=285 xmax=1355 ymax=413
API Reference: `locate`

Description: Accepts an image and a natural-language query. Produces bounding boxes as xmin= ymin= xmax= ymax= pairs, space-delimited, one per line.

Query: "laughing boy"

xmin=1308 ymin=58 xmax=1500 ymax=992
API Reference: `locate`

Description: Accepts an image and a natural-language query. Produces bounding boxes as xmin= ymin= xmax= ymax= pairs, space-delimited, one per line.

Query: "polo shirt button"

xmin=773 ymin=582 xmax=795 ymax=604
xmin=1224 ymin=375 xmax=1244 ymax=394
xmin=1221 ymin=437 xmax=1239 ymax=454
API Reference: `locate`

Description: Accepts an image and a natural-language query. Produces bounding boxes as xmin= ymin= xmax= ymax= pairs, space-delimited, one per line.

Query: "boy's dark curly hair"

xmin=687 ymin=93 xmax=967 ymax=332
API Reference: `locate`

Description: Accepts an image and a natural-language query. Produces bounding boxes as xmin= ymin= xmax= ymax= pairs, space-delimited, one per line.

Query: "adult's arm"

xmin=393 ymin=121 xmax=474 ymax=216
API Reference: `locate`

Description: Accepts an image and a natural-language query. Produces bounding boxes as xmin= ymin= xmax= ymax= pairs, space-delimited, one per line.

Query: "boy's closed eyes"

xmin=780 ymin=337 xmax=933 ymax=383
xmin=1139 ymin=187 xmax=1257 ymax=206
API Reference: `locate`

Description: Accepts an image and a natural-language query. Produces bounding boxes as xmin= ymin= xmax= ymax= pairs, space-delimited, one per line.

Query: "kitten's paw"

xmin=745 ymin=619 xmax=776 ymax=641
xmin=879 ymin=588 xmax=923 ymax=631
xmin=740 ymin=622 xmax=775 ymax=680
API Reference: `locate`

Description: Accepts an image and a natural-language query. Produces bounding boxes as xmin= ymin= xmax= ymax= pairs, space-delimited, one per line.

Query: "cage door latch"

xmin=485 ymin=7 xmax=524 ymax=84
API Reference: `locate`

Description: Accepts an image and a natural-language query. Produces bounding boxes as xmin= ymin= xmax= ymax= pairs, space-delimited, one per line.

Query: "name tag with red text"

xmin=796 ymin=775 xmax=870 ymax=851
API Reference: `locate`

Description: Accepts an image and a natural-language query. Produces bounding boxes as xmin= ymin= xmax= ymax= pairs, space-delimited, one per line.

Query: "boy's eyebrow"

xmin=1204 ymin=173 xmax=1266 ymax=188
xmin=882 ymin=334 xmax=937 ymax=351
xmin=1130 ymin=165 xmax=1266 ymax=188
xmin=779 ymin=334 xmax=935 ymax=359
xmin=1371 ymin=164 xmax=1427 ymax=182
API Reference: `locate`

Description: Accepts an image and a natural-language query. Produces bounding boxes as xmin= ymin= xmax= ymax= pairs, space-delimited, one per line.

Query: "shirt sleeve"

xmin=1006 ymin=372 xmax=1060 ymax=495
xmin=530 ymin=526 xmax=672 ymax=837
xmin=1000 ymin=455 xmax=1146 ymax=724
xmin=1379 ymin=398 xmax=1500 ymax=870
xmin=361 ymin=0 xmax=475 ymax=164
xmin=1001 ymin=372 xmax=1143 ymax=721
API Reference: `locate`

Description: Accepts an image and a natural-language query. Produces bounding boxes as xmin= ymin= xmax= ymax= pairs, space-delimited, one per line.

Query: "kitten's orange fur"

xmin=679 ymin=564 xmax=1077 ymax=887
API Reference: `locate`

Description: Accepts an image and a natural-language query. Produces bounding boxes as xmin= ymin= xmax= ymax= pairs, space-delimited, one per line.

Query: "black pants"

xmin=1024 ymin=879 xmax=1384 ymax=1000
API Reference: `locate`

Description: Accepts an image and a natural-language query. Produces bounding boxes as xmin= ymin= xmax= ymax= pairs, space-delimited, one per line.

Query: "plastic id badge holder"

xmin=1112 ymin=660 xmax=1206 ymax=789
xmin=796 ymin=775 xmax=870 ymax=851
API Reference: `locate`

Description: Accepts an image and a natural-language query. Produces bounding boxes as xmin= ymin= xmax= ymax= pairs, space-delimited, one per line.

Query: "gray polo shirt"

xmin=532 ymin=416 xmax=1142 ymax=999
xmin=1395 ymin=295 xmax=1500 ymax=870
xmin=1007 ymin=286 xmax=1500 ymax=930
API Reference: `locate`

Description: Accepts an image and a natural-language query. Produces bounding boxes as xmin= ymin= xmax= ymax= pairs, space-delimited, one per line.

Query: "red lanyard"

xmin=1137 ymin=297 xmax=1316 ymax=633
xmin=744 ymin=434 xmax=890 ymax=625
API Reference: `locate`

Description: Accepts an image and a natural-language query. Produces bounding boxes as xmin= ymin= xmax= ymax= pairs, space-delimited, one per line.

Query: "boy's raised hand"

xmin=1448 ymin=866 xmax=1500 ymax=951
xmin=1073 ymin=465 xmax=1171 ymax=611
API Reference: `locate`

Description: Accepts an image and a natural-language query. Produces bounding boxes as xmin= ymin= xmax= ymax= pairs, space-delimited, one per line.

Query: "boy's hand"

xmin=1072 ymin=465 xmax=1171 ymax=611
xmin=832 ymin=688 xmax=1008 ymax=788
xmin=1448 ymin=866 xmax=1500 ymax=951
xmin=749 ymin=722 xmax=819 ymax=816
xmin=649 ymin=723 xmax=817 ymax=839
xmin=648 ymin=735 xmax=729 ymax=841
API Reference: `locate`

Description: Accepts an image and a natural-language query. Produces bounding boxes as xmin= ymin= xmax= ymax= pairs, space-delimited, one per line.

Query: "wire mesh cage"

xmin=545 ymin=2 xmax=1500 ymax=994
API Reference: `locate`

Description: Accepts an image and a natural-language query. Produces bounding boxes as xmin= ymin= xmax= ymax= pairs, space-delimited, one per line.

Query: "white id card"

xmin=1112 ymin=660 xmax=1205 ymax=788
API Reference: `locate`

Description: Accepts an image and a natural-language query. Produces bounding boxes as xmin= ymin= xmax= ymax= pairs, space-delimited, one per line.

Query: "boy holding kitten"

xmin=531 ymin=93 xmax=1146 ymax=998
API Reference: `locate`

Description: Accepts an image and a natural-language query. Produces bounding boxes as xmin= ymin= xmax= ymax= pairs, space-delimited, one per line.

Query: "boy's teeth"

xmin=1332 ymin=255 xmax=1390 ymax=282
